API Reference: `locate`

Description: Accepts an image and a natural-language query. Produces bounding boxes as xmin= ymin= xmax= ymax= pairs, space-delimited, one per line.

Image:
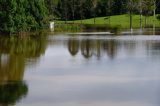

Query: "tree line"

xmin=48 ymin=0 xmax=160 ymax=21
xmin=1 ymin=0 xmax=160 ymax=33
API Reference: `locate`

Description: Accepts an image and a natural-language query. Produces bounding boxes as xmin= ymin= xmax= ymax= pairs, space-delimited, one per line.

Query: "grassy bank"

xmin=56 ymin=14 xmax=160 ymax=29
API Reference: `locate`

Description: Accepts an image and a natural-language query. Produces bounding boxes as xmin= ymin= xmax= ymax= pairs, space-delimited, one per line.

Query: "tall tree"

xmin=92 ymin=0 xmax=98 ymax=24
xmin=79 ymin=0 xmax=85 ymax=24
xmin=138 ymin=0 xmax=142 ymax=29
xmin=107 ymin=0 xmax=114 ymax=25
xmin=71 ymin=0 xmax=75 ymax=23
xmin=126 ymin=0 xmax=138 ymax=31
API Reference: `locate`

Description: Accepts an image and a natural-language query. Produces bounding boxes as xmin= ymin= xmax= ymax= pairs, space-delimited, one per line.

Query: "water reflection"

xmin=0 ymin=33 xmax=48 ymax=105
xmin=81 ymin=40 xmax=94 ymax=58
xmin=147 ymin=41 xmax=160 ymax=59
xmin=67 ymin=36 xmax=160 ymax=60
xmin=103 ymin=40 xmax=117 ymax=59
xmin=68 ymin=38 xmax=118 ymax=59
xmin=1 ymin=31 xmax=160 ymax=106
xmin=0 ymin=35 xmax=47 ymax=81
xmin=0 ymin=81 xmax=28 ymax=106
xmin=22 ymin=34 xmax=160 ymax=106
xmin=68 ymin=39 xmax=79 ymax=56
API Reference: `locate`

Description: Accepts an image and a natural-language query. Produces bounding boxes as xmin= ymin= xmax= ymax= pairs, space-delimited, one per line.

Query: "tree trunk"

xmin=140 ymin=13 xmax=142 ymax=29
xmin=94 ymin=8 xmax=96 ymax=24
xmin=80 ymin=0 xmax=83 ymax=25
xmin=108 ymin=0 xmax=111 ymax=25
xmin=145 ymin=16 xmax=147 ymax=27
xmin=72 ymin=0 xmax=75 ymax=24
xmin=139 ymin=0 xmax=142 ymax=29
xmin=64 ymin=0 xmax=67 ymax=24
xmin=130 ymin=10 xmax=132 ymax=31
xmin=109 ymin=16 xmax=111 ymax=25
xmin=153 ymin=0 xmax=156 ymax=34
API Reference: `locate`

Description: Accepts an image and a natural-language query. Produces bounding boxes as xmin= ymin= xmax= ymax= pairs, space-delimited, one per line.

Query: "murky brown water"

xmin=1 ymin=29 xmax=160 ymax=106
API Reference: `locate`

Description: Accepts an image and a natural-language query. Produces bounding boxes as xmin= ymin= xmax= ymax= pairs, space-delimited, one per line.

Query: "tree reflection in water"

xmin=103 ymin=40 xmax=117 ymax=59
xmin=0 ymin=81 xmax=28 ymax=106
xmin=0 ymin=33 xmax=48 ymax=105
xmin=147 ymin=41 xmax=160 ymax=59
xmin=67 ymin=37 xmax=160 ymax=60
xmin=68 ymin=38 xmax=118 ymax=59
xmin=81 ymin=40 xmax=94 ymax=58
xmin=68 ymin=38 xmax=79 ymax=56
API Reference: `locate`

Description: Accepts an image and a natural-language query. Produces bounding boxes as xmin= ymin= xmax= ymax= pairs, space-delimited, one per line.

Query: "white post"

xmin=50 ymin=22 xmax=55 ymax=31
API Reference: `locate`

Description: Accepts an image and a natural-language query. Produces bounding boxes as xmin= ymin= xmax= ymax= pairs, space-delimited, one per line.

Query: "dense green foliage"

xmin=0 ymin=82 xmax=28 ymax=105
xmin=0 ymin=0 xmax=160 ymax=33
xmin=55 ymin=0 xmax=126 ymax=20
xmin=52 ymin=0 xmax=160 ymax=21
xmin=0 ymin=0 xmax=48 ymax=33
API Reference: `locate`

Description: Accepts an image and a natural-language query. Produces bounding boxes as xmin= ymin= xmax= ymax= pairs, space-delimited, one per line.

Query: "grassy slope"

xmin=57 ymin=14 xmax=160 ymax=29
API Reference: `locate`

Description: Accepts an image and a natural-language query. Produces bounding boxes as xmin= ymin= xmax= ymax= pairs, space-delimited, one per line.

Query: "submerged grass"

xmin=56 ymin=14 xmax=160 ymax=29
xmin=54 ymin=23 xmax=83 ymax=32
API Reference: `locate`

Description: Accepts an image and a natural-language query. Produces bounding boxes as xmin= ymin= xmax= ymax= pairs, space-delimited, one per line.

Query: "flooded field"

xmin=0 ymin=29 xmax=160 ymax=106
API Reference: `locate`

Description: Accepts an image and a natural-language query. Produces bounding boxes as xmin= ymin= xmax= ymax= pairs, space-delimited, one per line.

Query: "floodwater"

xmin=1 ymin=29 xmax=160 ymax=106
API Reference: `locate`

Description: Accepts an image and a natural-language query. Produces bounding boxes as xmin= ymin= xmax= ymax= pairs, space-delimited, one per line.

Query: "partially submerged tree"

xmin=137 ymin=0 xmax=144 ymax=29
xmin=107 ymin=0 xmax=114 ymax=25
xmin=137 ymin=0 xmax=159 ymax=29
xmin=92 ymin=0 xmax=98 ymax=24
xmin=126 ymin=0 xmax=138 ymax=31
xmin=79 ymin=0 xmax=85 ymax=24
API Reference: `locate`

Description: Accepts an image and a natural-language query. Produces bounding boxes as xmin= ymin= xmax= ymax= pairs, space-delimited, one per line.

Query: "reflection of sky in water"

xmin=19 ymin=35 xmax=160 ymax=106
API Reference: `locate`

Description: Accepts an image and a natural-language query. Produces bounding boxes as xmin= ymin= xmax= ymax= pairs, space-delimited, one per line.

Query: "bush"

xmin=156 ymin=15 xmax=160 ymax=20
xmin=0 ymin=0 xmax=48 ymax=34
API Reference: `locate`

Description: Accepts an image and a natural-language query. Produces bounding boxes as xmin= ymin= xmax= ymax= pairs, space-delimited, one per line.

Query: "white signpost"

xmin=50 ymin=22 xmax=55 ymax=31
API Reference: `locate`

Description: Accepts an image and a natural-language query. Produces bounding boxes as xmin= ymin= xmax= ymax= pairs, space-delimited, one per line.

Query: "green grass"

xmin=54 ymin=23 xmax=83 ymax=32
xmin=56 ymin=14 xmax=160 ymax=29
